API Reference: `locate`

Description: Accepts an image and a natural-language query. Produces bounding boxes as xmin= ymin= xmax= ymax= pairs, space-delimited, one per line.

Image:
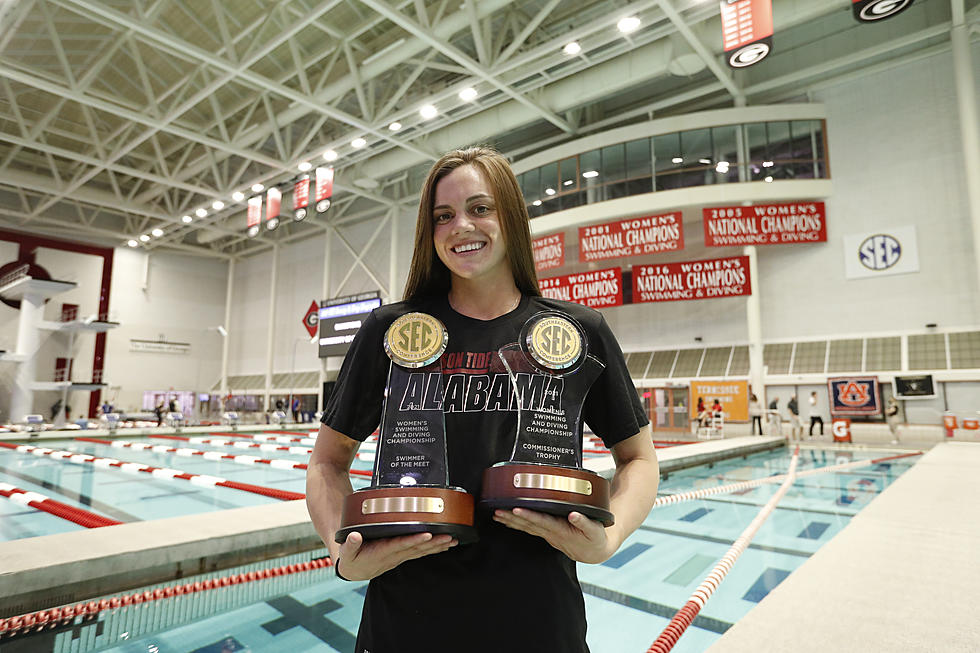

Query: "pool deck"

xmin=707 ymin=441 xmax=980 ymax=653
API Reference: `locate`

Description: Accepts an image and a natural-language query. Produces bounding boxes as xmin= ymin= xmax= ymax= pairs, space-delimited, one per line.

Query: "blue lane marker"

xmin=601 ymin=542 xmax=651 ymax=569
xmin=798 ymin=521 xmax=830 ymax=540
xmin=679 ymin=507 xmax=713 ymax=522
xmin=742 ymin=568 xmax=791 ymax=603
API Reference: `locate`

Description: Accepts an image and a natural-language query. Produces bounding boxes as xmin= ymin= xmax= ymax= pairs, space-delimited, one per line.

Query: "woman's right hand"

xmin=335 ymin=531 xmax=457 ymax=581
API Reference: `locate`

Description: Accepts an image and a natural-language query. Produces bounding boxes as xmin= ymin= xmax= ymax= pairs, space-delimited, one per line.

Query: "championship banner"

xmin=315 ymin=167 xmax=334 ymax=213
xmin=539 ymin=267 xmax=622 ymax=309
xmin=633 ymin=256 xmax=751 ymax=303
xmin=852 ymin=0 xmax=914 ymax=22
xmin=578 ymin=212 xmax=684 ymax=263
xmin=828 ymin=376 xmax=882 ymax=416
xmin=720 ymin=0 xmax=773 ymax=68
xmin=689 ymin=380 xmax=749 ymax=422
xmin=265 ymin=187 xmax=281 ymax=231
xmin=246 ymin=196 xmax=261 ymax=238
xmin=703 ymin=202 xmax=827 ymax=246
xmin=532 ymin=233 xmax=565 ymax=271
xmin=293 ymin=176 xmax=310 ymax=221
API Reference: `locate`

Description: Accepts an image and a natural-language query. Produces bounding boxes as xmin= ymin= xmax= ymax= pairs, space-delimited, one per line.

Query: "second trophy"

xmin=335 ymin=312 xmax=478 ymax=544
xmin=480 ymin=311 xmax=614 ymax=526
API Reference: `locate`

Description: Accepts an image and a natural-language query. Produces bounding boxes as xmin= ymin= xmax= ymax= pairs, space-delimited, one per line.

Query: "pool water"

xmin=1 ymin=444 xmax=917 ymax=653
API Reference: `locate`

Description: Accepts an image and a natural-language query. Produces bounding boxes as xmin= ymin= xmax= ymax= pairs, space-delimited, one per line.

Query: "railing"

xmin=0 ymin=263 xmax=29 ymax=289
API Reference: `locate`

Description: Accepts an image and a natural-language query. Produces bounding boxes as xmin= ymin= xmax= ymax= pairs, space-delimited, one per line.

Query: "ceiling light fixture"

xmin=458 ymin=87 xmax=478 ymax=102
xmin=545 ymin=188 xmax=556 ymax=196
xmin=532 ymin=200 xmax=542 ymax=206
xmin=195 ymin=208 xmax=208 ymax=218
xmin=351 ymin=137 xmax=366 ymax=148
xmin=251 ymin=183 xmax=264 ymax=193
xmin=419 ymin=104 xmax=438 ymax=120
xmin=212 ymin=200 xmax=224 ymax=210
xmin=699 ymin=158 xmax=711 ymax=165
xmin=323 ymin=149 xmax=339 ymax=161
xmin=672 ymin=157 xmax=683 ymax=164
xmin=388 ymin=121 xmax=402 ymax=131
xmin=563 ymin=42 xmax=581 ymax=56
xmin=764 ymin=176 xmax=774 ymax=183
xmin=232 ymin=191 xmax=245 ymax=202
xmin=151 ymin=228 xmax=164 ymax=237
xmin=139 ymin=234 xmax=150 ymax=242
xmin=298 ymin=161 xmax=312 ymax=172
xmin=182 ymin=215 xmax=193 ymax=223
xmin=127 ymin=239 xmax=138 ymax=247
xmin=582 ymin=170 xmax=599 ymax=178
xmin=617 ymin=16 xmax=641 ymax=34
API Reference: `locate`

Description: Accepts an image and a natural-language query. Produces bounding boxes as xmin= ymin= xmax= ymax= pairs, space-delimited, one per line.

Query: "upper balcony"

xmin=512 ymin=104 xmax=831 ymax=233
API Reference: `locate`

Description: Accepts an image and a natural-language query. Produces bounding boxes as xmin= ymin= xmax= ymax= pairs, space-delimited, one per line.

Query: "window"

xmin=649 ymin=350 xmax=677 ymax=377
xmin=949 ymin=331 xmax=980 ymax=369
xmin=908 ymin=334 xmax=947 ymax=370
xmin=865 ymin=337 xmax=901 ymax=371
xmin=764 ymin=343 xmax=793 ymax=375
xmin=793 ymin=341 xmax=827 ymax=374
xmin=672 ymin=349 xmax=703 ymax=377
xmin=828 ymin=339 xmax=863 ymax=373
xmin=700 ymin=347 xmax=732 ymax=376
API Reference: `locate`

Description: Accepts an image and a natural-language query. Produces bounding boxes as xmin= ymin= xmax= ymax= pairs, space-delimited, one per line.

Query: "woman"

xmin=306 ymin=147 xmax=659 ymax=653
xmin=749 ymin=393 xmax=763 ymax=435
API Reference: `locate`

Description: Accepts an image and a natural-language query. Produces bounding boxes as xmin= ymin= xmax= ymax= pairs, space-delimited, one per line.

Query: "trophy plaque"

xmin=480 ymin=311 xmax=614 ymax=526
xmin=335 ymin=312 xmax=478 ymax=544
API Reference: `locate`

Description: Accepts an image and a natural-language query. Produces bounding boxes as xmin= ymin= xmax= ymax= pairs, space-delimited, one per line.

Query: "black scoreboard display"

xmin=318 ymin=291 xmax=382 ymax=358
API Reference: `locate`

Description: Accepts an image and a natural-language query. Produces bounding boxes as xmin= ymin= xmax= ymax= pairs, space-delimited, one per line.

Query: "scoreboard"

xmin=318 ymin=291 xmax=382 ymax=358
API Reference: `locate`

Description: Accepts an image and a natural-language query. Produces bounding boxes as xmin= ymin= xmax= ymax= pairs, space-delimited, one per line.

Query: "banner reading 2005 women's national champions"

xmin=539 ymin=267 xmax=622 ymax=308
xmin=703 ymin=202 xmax=827 ymax=246
xmin=578 ymin=212 xmax=684 ymax=263
xmin=633 ymin=256 xmax=751 ymax=303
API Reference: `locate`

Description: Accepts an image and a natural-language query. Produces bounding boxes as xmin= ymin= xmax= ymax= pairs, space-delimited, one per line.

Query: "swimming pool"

xmin=0 ymin=443 xmax=918 ymax=653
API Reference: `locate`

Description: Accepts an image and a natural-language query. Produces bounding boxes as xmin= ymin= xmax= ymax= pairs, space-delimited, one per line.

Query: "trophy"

xmin=335 ymin=312 xmax=478 ymax=544
xmin=480 ymin=311 xmax=613 ymax=526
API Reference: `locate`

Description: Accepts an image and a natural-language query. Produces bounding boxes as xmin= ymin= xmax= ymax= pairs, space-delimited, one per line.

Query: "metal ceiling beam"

xmin=360 ymin=0 xmax=575 ymax=134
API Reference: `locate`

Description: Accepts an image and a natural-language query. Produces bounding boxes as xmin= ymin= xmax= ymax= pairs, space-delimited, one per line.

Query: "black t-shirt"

xmin=322 ymin=294 xmax=648 ymax=653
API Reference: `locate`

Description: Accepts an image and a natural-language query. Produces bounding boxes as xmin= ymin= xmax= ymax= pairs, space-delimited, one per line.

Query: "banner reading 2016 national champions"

xmin=703 ymin=202 xmax=827 ymax=246
xmin=633 ymin=256 xmax=751 ymax=303
xmin=540 ymin=267 xmax=622 ymax=308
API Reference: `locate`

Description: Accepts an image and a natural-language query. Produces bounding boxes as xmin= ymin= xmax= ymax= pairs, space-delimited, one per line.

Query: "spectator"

xmin=808 ymin=391 xmax=824 ymax=438
xmin=292 ymin=397 xmax=300 ymax=422
xmin=749 ymin=394 xmax=763 ymax=435
xmin=154 ymin=402 xmax=164 ymax=426
xmin=788 ymin=394 xmax=801 ymax=440
xmin=886 ymin=397 xmax=901 ymax=444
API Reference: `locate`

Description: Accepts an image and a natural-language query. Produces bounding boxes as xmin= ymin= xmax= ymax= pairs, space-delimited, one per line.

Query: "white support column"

xmin=264 ymin=244 xmax=279 ymax=411
xmin=318 ymin=226 xmax=333 ymax=411
xmin=388 ymin=208 xmax=399 ymax=303
xmin=220 ymin=258 xmax=235 ymax=398
xmin=744 ymin=245 xmax=765 ymax=402
xmin=951 ymin=0 xmax=980 ymax=296
xmin=10 ymin=291 xmax=45 ymax=422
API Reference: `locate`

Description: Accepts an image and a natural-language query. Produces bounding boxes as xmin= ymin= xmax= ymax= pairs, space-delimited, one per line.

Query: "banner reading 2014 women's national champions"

xmin=703 ymin=202 xmax=827 ymax=246
xmin=539 ymin=267 xmax=622 ymax=309
xmin=633 ymin=256 xmax=751 ymax=303
xmin=578 ymin=212 xmax=684 ymax=263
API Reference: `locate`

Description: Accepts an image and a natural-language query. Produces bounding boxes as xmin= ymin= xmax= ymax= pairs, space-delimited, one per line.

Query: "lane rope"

xmin=150 ymin=434 xmax=313 ymax=455
xmin=76 ymin=437 xmax=309 ymax=471
xmin=208 ymin=431 xmax=317 ymax=446
xmin=0 ymin=482 xmax=122 ymax=528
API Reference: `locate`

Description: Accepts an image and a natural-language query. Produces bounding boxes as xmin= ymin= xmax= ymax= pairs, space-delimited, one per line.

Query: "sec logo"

xmin=858 ymin=234 xmax=901 ymax=271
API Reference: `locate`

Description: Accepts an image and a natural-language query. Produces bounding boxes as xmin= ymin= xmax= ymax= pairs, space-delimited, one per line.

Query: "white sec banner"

xmin=843 ymin=225 xmax=919 ymax=280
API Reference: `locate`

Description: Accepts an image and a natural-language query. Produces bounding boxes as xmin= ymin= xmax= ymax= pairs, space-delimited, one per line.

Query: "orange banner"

xmin=689 ymin=380 xmax=749 ymax=422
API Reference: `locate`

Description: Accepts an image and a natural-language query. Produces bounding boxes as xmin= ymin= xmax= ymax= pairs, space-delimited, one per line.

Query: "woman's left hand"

xmin=492 ymin=508 xmax=619 ymax=564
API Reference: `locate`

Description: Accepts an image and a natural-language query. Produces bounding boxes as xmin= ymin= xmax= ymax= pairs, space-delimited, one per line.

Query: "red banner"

xmin=720 ymin=0 xmax=773 ymax=68
xmin=247 ymin=197 xmax=261 ymax=229
xmin=578 ymin=212 xmax=684 ymax=263
xmin=532 ymin=233 xmax=565 ymax=271
xmin=633 ymin=256 xmax=751 ymax=303
xmin=703 ymin=202 xmax=827 ymax=246
xmin=266 ymin=187 xmax=281 ymax=230
xmin=539 ymin=267 xmax=622 ymax=309
xmin=315 ymin=167 xmax=334 ymax=213
xmin=294 ymin=176 xmax=310 ymax=210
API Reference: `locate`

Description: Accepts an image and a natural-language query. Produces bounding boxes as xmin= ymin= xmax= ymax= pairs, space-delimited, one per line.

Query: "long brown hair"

xmin=403 ymin=146 xmax=540 ymax=302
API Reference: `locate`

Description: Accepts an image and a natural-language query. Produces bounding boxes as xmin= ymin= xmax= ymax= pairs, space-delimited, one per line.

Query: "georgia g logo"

xmin=837 ymin=381 xmax=871 ymax=407
xmin=856 ymin=0 xmax=914 ymax=22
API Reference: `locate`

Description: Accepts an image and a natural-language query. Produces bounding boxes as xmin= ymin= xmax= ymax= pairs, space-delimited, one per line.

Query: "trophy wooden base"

xmin=335 ymin=486 xmax=478 ymax=544
xmin=479 ymin=462 xmax=614 ymax=526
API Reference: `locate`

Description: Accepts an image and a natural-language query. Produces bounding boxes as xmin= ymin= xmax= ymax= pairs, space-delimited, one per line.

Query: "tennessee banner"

xmin=690 ymin=380 xmax=749 ymax=422
xmin=293 ymin=176 xmax=310 ymax=220
xmin=532 ymin=233 xmax=565 ymax=271
xmin=720 ymin=0 xmax=773 ymax=68
xmin=266 ymin=187 xmax=281 ymax=231
xmin=852 ymin=0 xmax=914 ymax=22
xmin=703 ymin=202 xmax=827 ymax=246
xmin=633 ymin=256 xmax=751 ymax=303
xmin=578 ymin=212 xmax=684 ymax=263
xmin=828 ymin=376 xmax=882 ymax=416
xmin=246 ymin=196 xmax=261 ymax=238
xmin=539 ymin=267 xmax=622 ymax=309
xmin=315 ymin=167 xmax=334 ymax=213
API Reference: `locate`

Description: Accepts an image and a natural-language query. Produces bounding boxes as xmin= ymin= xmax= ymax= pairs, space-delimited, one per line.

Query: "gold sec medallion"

xmin=384 ymin=312 xmax=448 ymax=368
xmin=527 ymin=315 xmax=583 ymax=370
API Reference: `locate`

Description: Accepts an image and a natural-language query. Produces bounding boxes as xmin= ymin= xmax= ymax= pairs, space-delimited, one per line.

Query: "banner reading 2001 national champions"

xmin=540 ymin=267 xmax=622 ymax=308
xmin=703 ymin=202 xmax=827 ymax=246
xmin=578 ymin=212 xmax=684 ymax=263
xmin=633 ymin=256 xmax=751 ymax=303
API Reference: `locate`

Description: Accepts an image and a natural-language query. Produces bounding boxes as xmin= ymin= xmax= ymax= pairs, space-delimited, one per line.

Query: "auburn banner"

xmin=315 ymin=167 xmax=334 ymax=213
xmin=539 ymin=267 xmax=622 ymax=309
xmin=246 ymin=196 xmax=261 ymax=237
xmin=293 ymin=176 xmax=310 ymax=220
xmin=703 ymin=202 xmax=827 ymax=246
xmin=578 ymin=212 xmax=684 ymax=263
xmin=828 ymin=376 xmax=882 ymax=416
xmin=532 ymin=233 xmax=565 ymax=271
xmin=852 ymin=0 xmax=914 ymax=22
xmin=720 ymin=0 xmax=773 ymax=68
xmin=266 ymin=187 xmax=281 ymax=231
xmin=633 ymin=256 xmax=751 ymax=303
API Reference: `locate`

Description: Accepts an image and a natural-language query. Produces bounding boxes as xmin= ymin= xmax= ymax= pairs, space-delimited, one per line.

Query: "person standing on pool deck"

xmin=808 ymin=391 xmax=824 ymax=438
xmin=306 ymin=146 xmax=659 ymax=653
xmin=788 ymin=394 xmax=802 ymax=440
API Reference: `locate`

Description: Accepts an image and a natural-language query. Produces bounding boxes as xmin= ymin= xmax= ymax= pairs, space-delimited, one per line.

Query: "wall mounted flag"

xmin=247 ymin=197 xmax=261 ymax=238
xmin=293 ymin=176 xmax=310 ymax=221
xmin=720 ymin=0 xmax=773 ymax=69
xmin=266 ymin=187 xmax=281 ymax=231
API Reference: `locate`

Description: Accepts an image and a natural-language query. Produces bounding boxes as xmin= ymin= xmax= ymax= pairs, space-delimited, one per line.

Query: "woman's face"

xmin=432 ymin=165 xmax=510 ymax=285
